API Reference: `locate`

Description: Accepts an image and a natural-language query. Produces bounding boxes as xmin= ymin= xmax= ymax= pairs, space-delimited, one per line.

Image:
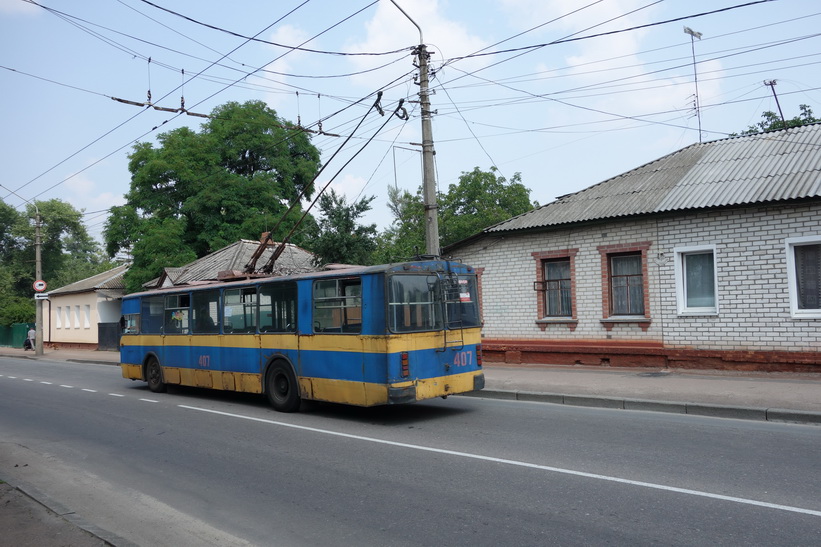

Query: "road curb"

xmin=0 ymin=475 xmax=135 ymax=547
xmin=465 ymin=389 xmax=821 ymax=426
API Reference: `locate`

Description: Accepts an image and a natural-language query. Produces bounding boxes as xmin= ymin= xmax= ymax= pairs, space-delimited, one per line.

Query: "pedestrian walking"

xmin=26 ymin=327 xmax=35 ymax=351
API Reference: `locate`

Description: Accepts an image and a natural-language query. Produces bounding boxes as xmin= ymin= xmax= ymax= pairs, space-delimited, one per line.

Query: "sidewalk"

xmin=471 ymin=363 xmax=821 ymax=424
xmin=1 ymin=346 xmax=820 ymax=545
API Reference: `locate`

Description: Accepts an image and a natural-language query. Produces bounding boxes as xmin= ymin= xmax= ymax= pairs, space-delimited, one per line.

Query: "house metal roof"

xmin=48 ymin=264 xmax=129 ymax=296
xmin=147 ymin=239 xmax=317 ymax=288
xmin=485 ymin=123 xmax=821 ymax=234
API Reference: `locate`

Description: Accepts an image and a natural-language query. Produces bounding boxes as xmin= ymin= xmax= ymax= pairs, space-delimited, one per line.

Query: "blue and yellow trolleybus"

xmin=120 ymin=259 xmax=484 ymax=412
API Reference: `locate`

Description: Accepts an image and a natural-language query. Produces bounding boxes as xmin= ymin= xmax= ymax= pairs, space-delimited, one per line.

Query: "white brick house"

xmin=444 ymin=124 xmax=821 ymax=372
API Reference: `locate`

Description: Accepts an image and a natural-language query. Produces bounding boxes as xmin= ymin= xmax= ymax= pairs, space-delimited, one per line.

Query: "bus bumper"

xmin=473 ymin=372 xmax=485 ymax=391
xmin=388 ymin=372 xmax=485 ymax=404
xmin=388 ymin=385 xmax=417 ymax=404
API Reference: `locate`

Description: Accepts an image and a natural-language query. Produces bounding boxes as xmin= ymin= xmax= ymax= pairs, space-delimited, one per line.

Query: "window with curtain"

xmin=610 ymin=253 xmax=644 ymax=315
xmin=544 ymin=258 xmax=572 ymax=317
xmin=795 ymin=243 xmax=821 ymax=310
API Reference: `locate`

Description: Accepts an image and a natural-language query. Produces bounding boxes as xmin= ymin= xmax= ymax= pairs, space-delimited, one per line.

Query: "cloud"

xmin=345 ymin=0 xmax=491 ymax=91
xmin=0 ymin=0 xmax=39 ymax=15
xmin=259 ymin=24 xmax=313 ymax=108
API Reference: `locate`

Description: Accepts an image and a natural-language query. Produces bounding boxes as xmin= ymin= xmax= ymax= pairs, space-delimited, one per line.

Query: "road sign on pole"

xmin=33 ymin=280 xmax=47 ymax=292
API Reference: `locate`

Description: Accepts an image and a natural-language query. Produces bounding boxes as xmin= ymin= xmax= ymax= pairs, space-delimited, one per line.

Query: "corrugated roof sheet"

xmin=148 ymin=239 xmax=317 ymax=288
xmin=48 ymin=264 xmax=129 ymax=296
xmin=487 ymin=123 xmax=821 ymax=234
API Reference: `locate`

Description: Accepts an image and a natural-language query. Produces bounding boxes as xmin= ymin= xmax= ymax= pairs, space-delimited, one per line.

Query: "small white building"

xmin=43 ymin=264 xmax=128 ymax=350
xmin=445 ymin=124 xmax=821 ymax=372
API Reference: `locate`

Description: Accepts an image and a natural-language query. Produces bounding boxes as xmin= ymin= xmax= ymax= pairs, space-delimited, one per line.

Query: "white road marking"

xmin=82 ymin=388 xmax=97 ymax=393
xmin=109 ymin=393 xmax=125 ymax=397
xmin=23 ymin=378 xmax=33 ymax=382
xmin=59 ymin=385 xmax=74 ymax=388
xmin=40 ymin=381 xmax=52 ymax=385
xmin=139 ymin=398 xmax=159 ymax=403
xmin=179 ymin=404 xmax=821 ymax=518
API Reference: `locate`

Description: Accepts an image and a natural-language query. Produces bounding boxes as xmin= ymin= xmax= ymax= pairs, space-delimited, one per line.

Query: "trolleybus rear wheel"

xmin=146 ymin=356 xmax=167 ymax=393
xmin=266 ymin=361 xmax=300 ymax=412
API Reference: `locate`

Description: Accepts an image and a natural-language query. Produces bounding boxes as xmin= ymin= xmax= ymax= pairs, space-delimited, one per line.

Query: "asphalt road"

xmin=1 ymin=356 xmax=820 ymax=546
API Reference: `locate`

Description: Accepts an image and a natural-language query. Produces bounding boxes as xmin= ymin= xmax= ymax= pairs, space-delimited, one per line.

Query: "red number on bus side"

xmin=453 ymin=351 xmax=473 ymax=367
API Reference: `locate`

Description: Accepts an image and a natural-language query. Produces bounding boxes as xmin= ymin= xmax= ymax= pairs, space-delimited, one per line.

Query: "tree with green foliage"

xmin=309 ymin=189 xmax=377 ymax=266
xmin=731 ymin=104 xmax=819 ymax=136
xmin=372 ymin=185 xmax=427 ymax=264
xmin=373 ymin=167 xmax=536 ymax=263
xmin=104 ymin=100 xmax=322 ymax=292
xmin=439 ymin=167 xmax=535 ymax=247
xmin=0 ymin=199 xmax=111 ymax=325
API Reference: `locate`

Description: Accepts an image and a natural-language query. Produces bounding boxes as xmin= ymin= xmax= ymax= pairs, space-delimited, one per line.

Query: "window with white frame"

xmin=56 ymin=307 xmax=62 ymax=329
xmin=786 ymin=236 xmax=821 ymax=318
xmin=84 ymin=305 xmax=91 ymax=328
xmin=675 ymin=245 xmax=718 ymax=315
xmin=74 ymin=305 xmax=81 ymax=329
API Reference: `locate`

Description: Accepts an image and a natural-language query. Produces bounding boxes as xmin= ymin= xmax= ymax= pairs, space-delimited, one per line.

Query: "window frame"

xmin=785 ymin=236 xmax=821 ymax=319
xmin=163 ymin=293 xmax=191 ymax=334
xmin=542 ymin=258 xmax=572 ymax=317
xmin=532 ymin=249 xmax=578 ymax=329
xmin=313 ymin=277 xmax=362 ymax=334
xmin=608 ymin=252 xmax=645 ymax=316
xmin=597 ymin=242 xmax=652 ymax=329
xmin=223 ymin=287 xmax=258 ymax=334
xmin=259 ymin=282 xmax=298 ymax=333
xmin=674 ymin=245 xmax=719 ymax=316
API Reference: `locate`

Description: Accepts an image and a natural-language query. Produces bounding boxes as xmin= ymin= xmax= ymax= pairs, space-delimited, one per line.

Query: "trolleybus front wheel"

xmin=266 ymin=361 xmax=300 ymax=412
xmin=146 ymin=356 xmax=167 ymax=393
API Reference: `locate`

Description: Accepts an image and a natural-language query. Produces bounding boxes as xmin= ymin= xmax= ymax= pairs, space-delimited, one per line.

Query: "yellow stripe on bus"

xmin=120 ymin=328 xmax=481 ymax=354
xmin=119 ymin=363 xmax=481 ymax=407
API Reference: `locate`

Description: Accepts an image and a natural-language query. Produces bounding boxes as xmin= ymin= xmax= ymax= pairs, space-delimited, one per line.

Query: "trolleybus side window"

xmin=141 ymin=296 xmax=165 ymax=334
xmin=122 ymin=313 xmax=140 ymax=334
xmin=224 ymin=287 xmax=257 ymax=333
xmin=388 ymin=274 xmax=443 ymax=333
xmin=313 ymin=278 xmax=362 ymax=333
xmin=259 ymin=282 xmax=297 ymax=333
xmin=164 ymin=294 xmax=190 ymax=334
xmin=445 ymin=275 xmax=481 ymax=329
xmin=192 ymin=289 xmax=220 ymax=334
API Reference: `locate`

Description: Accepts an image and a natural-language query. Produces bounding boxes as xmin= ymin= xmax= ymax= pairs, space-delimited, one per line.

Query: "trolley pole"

xmin=391 ymin=0 xmax=440 ymax=257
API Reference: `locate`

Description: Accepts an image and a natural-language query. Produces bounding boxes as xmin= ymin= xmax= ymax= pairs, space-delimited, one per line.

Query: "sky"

xmin=2 ymin=0 xmax=820 ymax=246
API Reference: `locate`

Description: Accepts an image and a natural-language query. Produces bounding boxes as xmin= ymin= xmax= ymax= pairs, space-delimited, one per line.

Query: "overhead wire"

xmin=8 ymin=0 xmax=817 ymax=237
xmin=137 ymin=0 xmax=409 ymax=57
xmin=7 ymin=0 xmax=316 ymax=205
xmin=429 ymin=7 xmax=814 ymax=139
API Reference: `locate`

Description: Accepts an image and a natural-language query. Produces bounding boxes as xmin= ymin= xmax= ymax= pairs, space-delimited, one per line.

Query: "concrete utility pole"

xmin=35 ymin=210 xmax=43 ymax=356
xmin=391 ymin=0 xmax=440 ymax=257
xmin=764 ymin=80 xmax=787 ymax=128
xmin=684 ymin=26 xmax=703 ymax=143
